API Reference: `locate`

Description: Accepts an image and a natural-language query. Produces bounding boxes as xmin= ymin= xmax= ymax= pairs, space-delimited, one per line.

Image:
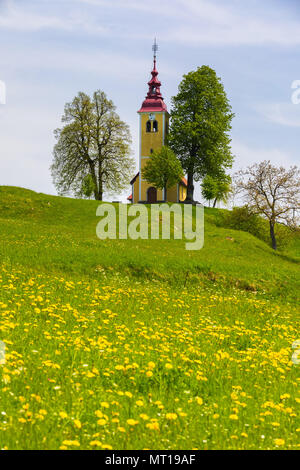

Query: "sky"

xmin=0 ymin=0 xmax=300 ymax=203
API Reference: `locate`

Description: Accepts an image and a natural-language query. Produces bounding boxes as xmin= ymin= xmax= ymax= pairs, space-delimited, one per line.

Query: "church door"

xmin=147 ymin=187 xmax=157 ymax=203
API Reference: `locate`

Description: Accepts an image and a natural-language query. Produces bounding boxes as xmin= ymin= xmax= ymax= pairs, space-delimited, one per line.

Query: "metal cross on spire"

xmin=152 ymin=38 xmax=158 ymax=60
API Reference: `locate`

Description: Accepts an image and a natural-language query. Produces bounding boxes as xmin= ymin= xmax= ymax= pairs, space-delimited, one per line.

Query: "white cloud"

xmin=2 ymin=0 xmax=300 ymax=46
xmin=256 ymin=102 xmax=300 ymax=128
xmin=0 ymin=0 xmax=107 ymax=33
xmin=163 ymin=0 xmax=300 ymax=46
xmin=231 ymin=139 xmax=297 ymax=171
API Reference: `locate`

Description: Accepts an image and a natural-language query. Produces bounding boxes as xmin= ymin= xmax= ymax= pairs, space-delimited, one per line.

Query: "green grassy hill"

xmin=0 ymin=186 xmax=299 ymax=450
xmin=0 ymin=186 xmax=299 ymax=301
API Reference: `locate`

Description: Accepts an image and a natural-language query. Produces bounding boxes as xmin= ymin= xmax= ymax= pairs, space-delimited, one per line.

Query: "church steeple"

xmin=128 ymin=40 xmax=186 ymax=204
xmin=138 ymin=39 xmax=168 ymax=113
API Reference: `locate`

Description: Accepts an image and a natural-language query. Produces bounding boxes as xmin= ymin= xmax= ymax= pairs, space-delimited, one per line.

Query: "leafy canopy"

xmin=51 ymin=90 xmax=134 ymax=200
xmin=201 ymin=174 xmax=231 ymax=207
xmin=142 ymin=146 xmax=183 ymax=195
xmin=169 ymin=66 xmax=234 ymax=201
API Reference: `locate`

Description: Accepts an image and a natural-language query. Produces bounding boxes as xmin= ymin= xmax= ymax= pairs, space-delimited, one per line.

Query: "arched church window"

xmin=146 ymin=120 xmax=151 ymax=133
xmin=152 ymin=87 xmax=156 ymax=94
xmin=153 ymin=120 xmax=158 ymax=132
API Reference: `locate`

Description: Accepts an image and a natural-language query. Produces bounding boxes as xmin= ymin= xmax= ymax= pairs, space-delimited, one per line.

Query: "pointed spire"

xmin=138 ymin=39 xmax=168 ymax=113
xmin=152 ymin=37 xmax=158 ymax=64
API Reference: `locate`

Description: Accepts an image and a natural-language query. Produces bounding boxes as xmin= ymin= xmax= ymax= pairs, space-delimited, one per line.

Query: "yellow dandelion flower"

xmin=102 ymin=444 xmax=113 ymax=450
xmin=195 ymin=397 xmax=203 ymax=405
xmin=146 ymin=422 xmax=159 ymax=431
xmin=274 ymin=439 xmax=285 ymax=446
xmin=140 ymin=414 xmax=149 ymax=421
xmin=90 ymin=440 xmax=102 ymax=447
xmin=97 ymin=418 xmax=107 ymax=426
xmin=127 ymin=419 xmax=139 ymax=426
xmin=62 ymin=440 xmax=80 ymax=447
xmin=229 ymin=414 xmax=238 ymax=420
xmin=74 ymin=419 xmax=82 ymax=429
xmin=166 ymin=413 xmax=177 ymax=420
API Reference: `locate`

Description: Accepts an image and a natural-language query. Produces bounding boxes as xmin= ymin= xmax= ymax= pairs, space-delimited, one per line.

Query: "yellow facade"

xmin=140 ymin=112 xmax=166 ymax=157
xmin=133 ymin=110 xmax=186 ymax=203
xmin=132 ymin=174 xmax=187 ymax=204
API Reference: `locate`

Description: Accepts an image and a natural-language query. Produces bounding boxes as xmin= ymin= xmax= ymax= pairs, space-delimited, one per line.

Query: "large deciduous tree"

xmin=51 ymin=90 xmax=134 ymax=200
xmin=142 ymin=146 xmax=183 ymax=202
xmin=235 ymin=160 xmax=300 ymax=250
xmin=168 ymin=66 xmax=234 ymax=203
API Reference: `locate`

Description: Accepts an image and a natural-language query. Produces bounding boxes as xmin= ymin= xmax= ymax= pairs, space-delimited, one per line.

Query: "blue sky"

xmin=0 ymin=0 xmax=300 ymax=202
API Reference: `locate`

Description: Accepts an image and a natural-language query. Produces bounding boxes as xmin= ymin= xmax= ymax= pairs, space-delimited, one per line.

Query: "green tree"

xmin=51 ymin=90 xmax=134 ymax=201
xmin=201 ymin=174 xmax=231 ymax=207
xmin=142 ymin=146 xmax=183 ymax=202
xmin=168 ymin=66 xmax=234 ymax=203
xmin=79 ymin=174 xmax=96 ymax=199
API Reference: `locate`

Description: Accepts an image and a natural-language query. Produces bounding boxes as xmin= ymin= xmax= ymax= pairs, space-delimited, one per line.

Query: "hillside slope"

xmin=0 ymin=186 xmax=299 ymax=303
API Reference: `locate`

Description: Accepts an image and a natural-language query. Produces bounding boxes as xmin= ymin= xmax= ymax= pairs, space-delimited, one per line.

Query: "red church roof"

xmin=138 ymin=49 xmax=168 ymax=113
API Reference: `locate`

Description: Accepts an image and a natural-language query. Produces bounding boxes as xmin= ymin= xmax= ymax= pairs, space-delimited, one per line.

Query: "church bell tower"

xmin=128 ymin=40 xmax=187 ymax=204
xmin=137 ymin=39 xmax=170 ymax=203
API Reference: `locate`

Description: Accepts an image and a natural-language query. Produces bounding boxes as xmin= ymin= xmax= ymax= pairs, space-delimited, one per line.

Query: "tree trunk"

xmin=94 ymin=191 xmax=103 ymax=201
xmin=164 ymin=186 xmax=167 ymax=202
xmin=185 ymin=171 xmax=194 ymax=203
xmin=87 ymin=161 xmax=100 ymax=200
xmin=93 ymin=161 xmax=103 ymax=201
xmin=269 ymin=221 xmax=277 ymax=250
xmin=213 ymin=197 xmax=217 ymax=208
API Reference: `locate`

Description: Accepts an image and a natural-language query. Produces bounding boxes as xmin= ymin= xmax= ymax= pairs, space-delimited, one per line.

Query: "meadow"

xmin=0 ymin=186 xmax=299 ymax=450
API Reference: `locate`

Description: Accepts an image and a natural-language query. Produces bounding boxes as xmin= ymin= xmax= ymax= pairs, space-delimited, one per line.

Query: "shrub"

xmin=223 ymin=206 xmax=267 ymax=242
xmin=223 ymin=206 xmax=298 ymax=250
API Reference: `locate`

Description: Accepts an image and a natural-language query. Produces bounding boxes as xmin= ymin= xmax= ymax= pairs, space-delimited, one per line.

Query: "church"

xmin=128 ymin=43 xmax=187 ymax=204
